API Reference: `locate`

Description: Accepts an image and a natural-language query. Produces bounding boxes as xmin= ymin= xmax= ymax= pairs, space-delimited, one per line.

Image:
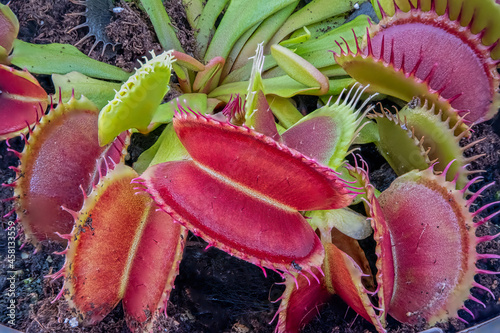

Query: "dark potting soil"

xmin=1 ymin=0 xmax=499 ymax=332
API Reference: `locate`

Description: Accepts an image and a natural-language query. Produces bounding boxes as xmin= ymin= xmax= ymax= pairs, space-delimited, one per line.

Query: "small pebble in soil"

xmin=232 ymin=323 xmax=250 ymax=333
xmin=64 ymin=317 xmax=79 ymax=328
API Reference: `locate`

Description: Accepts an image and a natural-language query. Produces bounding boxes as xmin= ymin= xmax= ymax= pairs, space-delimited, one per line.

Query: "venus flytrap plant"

xmin=87 ymin=31 xmax=499 ymax=333
xmin=39 ymin=37 xmax=355 ymax=331
xmin=125 ymin=46 xmax=363 ymax=281
xmin=126 ymin=47 xmax=399 ymax=333
xmin=44 ymin=42 xmax=360 ymax=330
xmin=49 ymin=163 xmax=187 ymax=333
xmin=137 ymin=104 xmax=355 ymax=274
xmin=2 ymin=1 xmax=499 ymax=332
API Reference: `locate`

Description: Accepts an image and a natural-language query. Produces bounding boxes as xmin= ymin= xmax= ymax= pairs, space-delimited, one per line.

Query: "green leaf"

xmin=204 ymin=0 xmax=297 ymax=61
xmin=266 ymin=95 xmax=303 ymax=129
xmin=318 ymin=64 xmax=347 ymax=77
xmin=353 ymin=119 xmax=380 ymax=144
xmin=268 ymin=0 xmax=368 ymax=45
xmin=231 ymin=1 xmax=298 ymax=71
xmin=279 ymin=26 xmax=311 ymax=46
xmin=210 ymin=74 xmax=322 ymax=99
xmin=194 ymin=0 xmax=230 ymax=58
xmin=288 ymin=14 xmax=347 ymax=40
xmin=52 ymin=72 xmax=122 ymax=109
xmin=327 ymin=77 xmax=356 ymax=95
xmin=149 ymin=93 xmax=210 ymax=129
xmin=10 ymin=40 xmax=130 ymax=81
xmin=221 ymin=21 xmax=260 ymax=79
xmin=292 ymin=15 xmax=370 ymax=70
xmin=172 ymin=50 xmax=205 ymax=71
xmin=223 ymin=15 xmax=369 ymax=84
xmin=134 ymin=123 xmax=188 ymax=174
xmin=172 ymin=62 xmax=192 ymax=93
xmin=192 ymin=56 xmax=225 ymax=93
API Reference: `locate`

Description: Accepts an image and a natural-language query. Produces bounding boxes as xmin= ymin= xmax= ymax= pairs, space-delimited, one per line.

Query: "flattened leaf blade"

xmin=10 ymin=40 xmax=130 ymax=81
